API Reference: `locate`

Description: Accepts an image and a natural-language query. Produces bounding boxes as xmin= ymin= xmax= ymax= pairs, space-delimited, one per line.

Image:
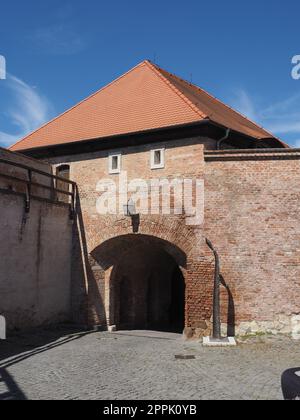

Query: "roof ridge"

xmin=156 ymin=65 xmax=281 ymax=141
xmin=9 ymin=60 xmax=149 ymax=150
xmin=144 ymin=60 xmax=207 ymax=120
xmin=9 ymin=60 xmax=287 ymax=152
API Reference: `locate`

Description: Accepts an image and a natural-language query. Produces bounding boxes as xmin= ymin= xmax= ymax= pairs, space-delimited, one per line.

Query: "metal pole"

xmin=206 ymin=239 xmax=221 ymax=340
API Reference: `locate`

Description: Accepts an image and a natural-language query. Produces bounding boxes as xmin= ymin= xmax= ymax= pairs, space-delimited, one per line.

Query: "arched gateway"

xmin=90 ymin=234 xmax=187 ymax=333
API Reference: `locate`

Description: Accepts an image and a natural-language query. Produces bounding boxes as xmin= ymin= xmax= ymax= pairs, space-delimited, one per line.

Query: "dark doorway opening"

xmin=144 ymin=263 xmax=185 ymax=333
xmin=110 ymin=240 xmax=185 ymax=333
xmin=91 ymin=234 xmax=187 ymax=334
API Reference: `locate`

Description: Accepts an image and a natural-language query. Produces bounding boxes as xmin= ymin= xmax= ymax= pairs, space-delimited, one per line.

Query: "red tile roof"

xmin=10 ymin=60 xmax=285 ymax=152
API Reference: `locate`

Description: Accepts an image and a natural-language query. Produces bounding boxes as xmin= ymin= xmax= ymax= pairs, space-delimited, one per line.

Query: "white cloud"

xmin=0 ymin=132 xmax=18 ymax=147
xmin=31 ymin=24 xmax=86 ymax=55
xmin=260 ymin=93 xmax=300 ymax=117
xmin=0 ymin=74 xmax=53 ymax=147
xmin=267 ymin=121 xmax=300 ymax=135
xmin=230 ymin=89 xmax=300 ymax=147
xmin=232 ymin=89 xmax=258 ymax=121
xmin=294 ymin=139 xmax=300 ymax=148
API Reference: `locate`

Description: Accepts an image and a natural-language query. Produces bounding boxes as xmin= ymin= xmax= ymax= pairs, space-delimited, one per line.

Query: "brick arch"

xmin=85 ymin=216 xmax=215 ymax=335
xmin=91 ymin=233 xmax=187 ymax=269
xmin=91 ymin=234 xmax=187 ymax=331
xmin=88 ymin=215 xmax=197 ymax=259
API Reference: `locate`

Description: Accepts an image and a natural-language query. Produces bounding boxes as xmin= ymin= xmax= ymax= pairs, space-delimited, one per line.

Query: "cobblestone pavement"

xmin=0 ymin=328 xmax=299 ymax=400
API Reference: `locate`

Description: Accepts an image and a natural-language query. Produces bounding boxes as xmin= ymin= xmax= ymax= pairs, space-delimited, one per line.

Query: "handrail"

xmin=0 ymin=158 xmax=76 ymax=185
xmin=0 ymin=158 xmax=76 ymax=219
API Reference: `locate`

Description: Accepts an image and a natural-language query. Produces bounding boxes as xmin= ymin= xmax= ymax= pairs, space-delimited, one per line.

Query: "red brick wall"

xmin=48 ymin=138 xmax=212 ymax=331
xmin=46 ymin=143 xmax=300 ymax=336
xmin=204 ymin=151 xmax=300 ymax=330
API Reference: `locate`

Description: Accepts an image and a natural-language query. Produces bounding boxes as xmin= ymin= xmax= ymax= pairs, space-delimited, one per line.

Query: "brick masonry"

xmin=204 ymin=151 xmax=300 ymax=337
xmin=45 ymin=139 xmax=300 ymax=337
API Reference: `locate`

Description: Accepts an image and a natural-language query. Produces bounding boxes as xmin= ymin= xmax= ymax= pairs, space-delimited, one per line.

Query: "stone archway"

xmin=90 ymin=234 xmax=187 ymax=333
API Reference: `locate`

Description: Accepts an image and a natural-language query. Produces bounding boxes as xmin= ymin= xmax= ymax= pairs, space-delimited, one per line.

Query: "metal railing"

xmin=0 ymin=158 xmax=77 ymax=219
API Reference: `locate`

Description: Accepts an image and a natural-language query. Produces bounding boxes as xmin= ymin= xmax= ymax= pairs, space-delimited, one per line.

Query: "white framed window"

xmin=109 ymin=153 xmax=121 ymax=174
xmin=150 ymin=148 xmax=165 ymax=170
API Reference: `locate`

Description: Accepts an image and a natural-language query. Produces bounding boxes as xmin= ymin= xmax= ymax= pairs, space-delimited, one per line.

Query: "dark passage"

xmin=112 ymin=243 xmax=185 ymax=333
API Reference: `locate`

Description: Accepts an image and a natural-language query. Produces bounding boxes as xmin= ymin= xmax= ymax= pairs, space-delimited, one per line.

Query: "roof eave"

xmin=11 ymin=119 xmax=287 ymax=159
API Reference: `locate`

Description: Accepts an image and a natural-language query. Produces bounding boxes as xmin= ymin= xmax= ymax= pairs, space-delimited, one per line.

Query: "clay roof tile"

xmin=9 ymin=60 xmax=285 ymax=151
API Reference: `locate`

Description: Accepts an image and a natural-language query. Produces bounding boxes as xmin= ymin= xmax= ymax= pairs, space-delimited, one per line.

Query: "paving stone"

xmin=0 ymin=328 xmax=299 ymax=400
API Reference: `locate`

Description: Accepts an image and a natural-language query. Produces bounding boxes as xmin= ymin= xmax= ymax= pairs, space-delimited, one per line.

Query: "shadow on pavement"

xmin=0 ymin=325 xmax=95 ymax=400
xmin=0 ymin=368 xmax=27 ymax=400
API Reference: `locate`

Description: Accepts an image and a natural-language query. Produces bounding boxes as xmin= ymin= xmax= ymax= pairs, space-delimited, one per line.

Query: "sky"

xmin=0 ymin=0 xmax=300 ymax=148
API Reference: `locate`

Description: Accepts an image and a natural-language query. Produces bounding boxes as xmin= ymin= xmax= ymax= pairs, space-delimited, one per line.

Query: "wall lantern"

xmin=123 ymin=199 xmax=137 ymax=217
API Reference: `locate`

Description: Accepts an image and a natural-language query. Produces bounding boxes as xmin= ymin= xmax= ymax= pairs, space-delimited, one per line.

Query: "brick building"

xmin=8 ymin=60 xmax=300 ymax=338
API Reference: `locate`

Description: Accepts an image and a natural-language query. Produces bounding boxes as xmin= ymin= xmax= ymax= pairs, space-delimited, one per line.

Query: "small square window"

xmin=109 ymin=153 xmax=121 ymax=174
xmin=151 ymin=148 xmax=165 ymax=169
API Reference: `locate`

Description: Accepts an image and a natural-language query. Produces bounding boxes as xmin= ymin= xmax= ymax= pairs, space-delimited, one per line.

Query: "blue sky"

xmin=0 ymin=0 xmax=300 ymax=148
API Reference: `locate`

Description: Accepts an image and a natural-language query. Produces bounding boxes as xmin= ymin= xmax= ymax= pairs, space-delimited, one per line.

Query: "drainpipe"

xmin=206 ymin=239 xmax=221 ymax=340
xmin=217 ymin=128 xmax=230 ymax=150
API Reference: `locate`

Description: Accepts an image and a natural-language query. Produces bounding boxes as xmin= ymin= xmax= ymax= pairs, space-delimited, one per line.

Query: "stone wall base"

xmin=184 ymin=314 xmax=300 ymax=340
xmin=234 ymin=314 xmax=300 ymax=339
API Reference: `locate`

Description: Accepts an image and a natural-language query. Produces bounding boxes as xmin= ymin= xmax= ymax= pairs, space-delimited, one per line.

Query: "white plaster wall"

xmin=0 ymin=192 xmax=73 ymax=330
